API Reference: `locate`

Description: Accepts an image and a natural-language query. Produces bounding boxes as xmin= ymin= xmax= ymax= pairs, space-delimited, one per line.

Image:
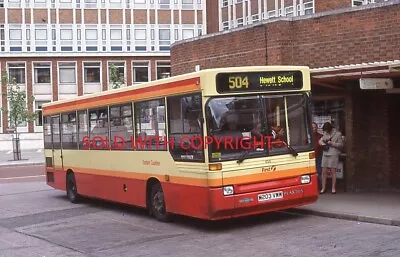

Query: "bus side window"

xmin=61 ymin=112 xmax=77 ymax=150
xmin=110 ymin=104 xmax=133 ymax=150
xmin=88 ymin=108 xmax=109 ymax=150
xmin=167 ymin=93 xmax=204 ymax=162
xmin=43 ymin=116 xmax=53 ymax=149
xmin=134 ymin=98 xmax=167 ymax=151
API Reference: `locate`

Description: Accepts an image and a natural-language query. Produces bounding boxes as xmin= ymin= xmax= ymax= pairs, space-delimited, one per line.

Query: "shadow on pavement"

xmin=53 ymin=194 xmax=305 ymax=232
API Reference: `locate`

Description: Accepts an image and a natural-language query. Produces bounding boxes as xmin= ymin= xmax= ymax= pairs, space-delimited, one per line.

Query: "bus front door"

xmin=51 ymin=115 xmax=63 ymax=172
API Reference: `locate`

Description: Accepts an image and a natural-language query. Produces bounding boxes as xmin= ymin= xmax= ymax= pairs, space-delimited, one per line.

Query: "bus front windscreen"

xmin=205 ymin=93 xmax=313 ymax=162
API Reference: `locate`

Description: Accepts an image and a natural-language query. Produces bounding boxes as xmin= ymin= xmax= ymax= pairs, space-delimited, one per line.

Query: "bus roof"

xmin=43 ymin=66 xmax=310 ymax=115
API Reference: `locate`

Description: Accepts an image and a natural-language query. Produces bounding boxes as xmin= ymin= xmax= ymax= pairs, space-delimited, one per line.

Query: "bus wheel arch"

xmin=66 ymin=169 xmax=80 ymax=203
xmin=146 ymin=178 xmax=172 ymax=222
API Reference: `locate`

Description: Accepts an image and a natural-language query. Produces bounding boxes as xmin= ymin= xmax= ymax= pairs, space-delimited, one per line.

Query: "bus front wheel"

xmin=150 ymin=183 xmax=172 ymax=222
xmin=66 ymin=172 xmax=80 ymax=203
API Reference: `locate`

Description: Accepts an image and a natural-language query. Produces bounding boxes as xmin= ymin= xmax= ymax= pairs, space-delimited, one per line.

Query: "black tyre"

xmin=150 ymin=183 xmax=172 ymax=222
xmin=66 ymin=172 xmax=80 ymax=203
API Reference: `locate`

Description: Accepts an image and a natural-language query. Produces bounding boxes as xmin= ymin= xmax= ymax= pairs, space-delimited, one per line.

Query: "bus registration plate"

xmin=258 ymin=191 xmax=283 ymax=202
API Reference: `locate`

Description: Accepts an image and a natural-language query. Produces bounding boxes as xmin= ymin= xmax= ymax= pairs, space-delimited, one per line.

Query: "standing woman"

xmin=319 ymin=122 xmax=344 ymax=194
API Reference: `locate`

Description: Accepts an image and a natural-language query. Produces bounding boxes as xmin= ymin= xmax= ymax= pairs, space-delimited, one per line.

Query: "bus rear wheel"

xmin=66 ymin=172 xmax=80 ymax=203
xmin=150 ymin=183 xmax=172 ymax=222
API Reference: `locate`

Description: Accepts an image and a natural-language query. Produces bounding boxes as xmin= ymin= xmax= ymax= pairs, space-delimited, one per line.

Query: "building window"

xmin=59 ymin=62 xmax=76 ymax=84
xmin=34 ymin=0 xmax=47 ymax=6
xmin=84 ymin=62 xmax=101 ymax=83
xmin=156 ymin=62 xmax=170 ymax=79
xmin=84 ymin=0 xmax=97 ymax=8
xmin=352 ymin=0 xmax=374 ymax=7
xmin=60 ymin=26 xmax=73 ymax=51
xmin=8 ymin=63 xmax=25 ymax=84
xmin=133 ymin=62 xmax=149 ymax=84
xmin=60 ymin=0 xmax=72 ymax=8
xmin=9 ymin=27 xmax=22 ymax=50
xmin=34 ymin=63 xmax=51 ymax=84
xmin=182 ymin=29 xmax=194 ymax=40
xmin=110 ymin=28 xmax=123 ymax=51
xmin=222 ymin=0 xmax=228 ymax=7
xmin=133 ymin=0 xmax=146 ymax=8
xmin=134 ymin=28 xmax=147 ymax=51
xmin=134 ymin=29 xmax=146 ymax=40
xmin=110 ymin=0 xmax=123 ymax=8
xmin=237 ymin=18 xmax=243 ymax=27
xmin=60 ymin=29 xmax=73 ymax=40
xmin=0 ymin=25 xmax=5 ymax=52
xmin=9 ymin=29 xmax=22 ymax=41
xmin=85 ymin=29 xmax=97 ymax=40
xmin=108 ymin=61 xmax=125 ymax=85
xmin=252 ymin=14 xmax=259 ymax=22
xmin=159 ymin=0 xmax=170 ymax=9
xmin=301 ymin=1 xmax=314 ymax=15
xmin=285 ymin=6 xmax=294 ymax=17
xmin=110 ymin=29 xmax=122 ymax=40
xmin=8 ymin=0 xmax=21 ymax=8
xmin=159 ymin=29 xmax=170 ymax=46
xmin=35 ymin=29 xmax=47 ymax=40
xmin=222 ymin=21 xmax=229 ymax=30
xmin=182 ymin=0 xmax=193 ymax=8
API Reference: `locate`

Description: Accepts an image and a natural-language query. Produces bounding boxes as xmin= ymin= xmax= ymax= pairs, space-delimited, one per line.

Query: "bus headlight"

xmin=301 ymin=175 xmax=311 ymax=184
xmin=223 ymin=185 xmax=234 ymax=196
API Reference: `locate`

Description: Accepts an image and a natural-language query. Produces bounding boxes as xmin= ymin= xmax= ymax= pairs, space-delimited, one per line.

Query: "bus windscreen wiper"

xmin=281 ymin=140 xmax=298 ymax=157
xmin=237 ymin=151 xmax=249 ymax=164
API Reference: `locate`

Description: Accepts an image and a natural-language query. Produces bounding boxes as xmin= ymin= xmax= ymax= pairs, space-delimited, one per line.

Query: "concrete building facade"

xmin=170 ymin=0 xmax=400 ymax=191
xmin=0 ymin=0 xmax=205 ymax=150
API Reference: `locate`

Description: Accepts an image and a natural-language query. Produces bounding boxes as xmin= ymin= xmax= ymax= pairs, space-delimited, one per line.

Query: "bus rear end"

xmin=203 ymin=67 xmax=318 ymax=219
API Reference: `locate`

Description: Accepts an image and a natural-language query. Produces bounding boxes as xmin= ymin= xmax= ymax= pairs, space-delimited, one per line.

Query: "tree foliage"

xmin=109 ymin=64 xmax=125 ymax=89
xmin=0 ymin=69 xmax=36 ymax=133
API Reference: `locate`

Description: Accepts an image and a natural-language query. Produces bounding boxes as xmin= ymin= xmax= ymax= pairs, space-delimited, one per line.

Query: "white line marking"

xmin=0 ymin=175 xmax=45 ymax=180
xmin=6 ymin=151 xmax=12 ymax=154
xmin=37 ymin=149 xmax=42 ymax=153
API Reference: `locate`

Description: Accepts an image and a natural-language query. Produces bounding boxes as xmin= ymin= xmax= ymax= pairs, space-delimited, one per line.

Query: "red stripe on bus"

xmin=44 ymin=77 xmax=200 ymax=112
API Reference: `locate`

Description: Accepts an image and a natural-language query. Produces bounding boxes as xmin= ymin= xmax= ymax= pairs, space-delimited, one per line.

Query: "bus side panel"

xmin=74 ymin=172 xmax=147 ymax=208
xmin=45 ymin=149 xmax=66 ymax=191
xmin=162 ymin=182 xmax=211 ymax=220
xmin=46 ymin=168 xmax=66 ymax=191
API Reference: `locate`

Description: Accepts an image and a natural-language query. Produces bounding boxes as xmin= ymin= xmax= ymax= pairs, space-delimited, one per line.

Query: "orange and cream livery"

xmin=43 ymin=66 xmax=318 ymax=221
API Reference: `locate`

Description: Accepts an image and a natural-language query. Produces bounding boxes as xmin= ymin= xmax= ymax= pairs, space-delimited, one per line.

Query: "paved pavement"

xmin=0 ymin=149 xmax=45 ymax=167
xmin=289 ymin=191 xmax=400 ymax=227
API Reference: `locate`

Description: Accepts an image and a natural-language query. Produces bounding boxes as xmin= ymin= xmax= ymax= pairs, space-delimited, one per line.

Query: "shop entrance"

xmin=311 ymin=97 xmax=347 ymax=190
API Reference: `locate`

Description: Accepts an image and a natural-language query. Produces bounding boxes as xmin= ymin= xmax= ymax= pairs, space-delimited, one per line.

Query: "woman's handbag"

xmin=322 ymin=132 xmax=336 ymax=152
xmin=322 ymin=144 xmax=330 ymax=152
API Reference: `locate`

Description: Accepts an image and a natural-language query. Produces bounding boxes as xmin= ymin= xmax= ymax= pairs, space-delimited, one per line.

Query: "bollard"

xmin=12 ymin=137 xmax=21 ymax=161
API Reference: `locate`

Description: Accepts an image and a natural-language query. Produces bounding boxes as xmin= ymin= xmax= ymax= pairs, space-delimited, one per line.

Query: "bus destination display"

xmin=216 ymin=70 xmax=303 ymax=93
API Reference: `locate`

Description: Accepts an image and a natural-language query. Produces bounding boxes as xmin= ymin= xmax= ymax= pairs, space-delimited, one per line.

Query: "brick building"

xmin=0 ymin=0 xmax=204 ymax=150
xmin=170 ymin=0 xmax=400 ymax=191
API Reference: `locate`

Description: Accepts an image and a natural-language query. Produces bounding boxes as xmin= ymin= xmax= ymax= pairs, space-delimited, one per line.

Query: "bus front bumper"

xmin=207 ymin=174 xmax=319 ymax=220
